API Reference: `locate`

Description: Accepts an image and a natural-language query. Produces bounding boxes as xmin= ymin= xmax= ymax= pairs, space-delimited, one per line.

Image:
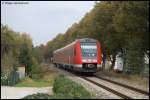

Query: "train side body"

xmin=53 ymin=38 xmax=102 ymax=73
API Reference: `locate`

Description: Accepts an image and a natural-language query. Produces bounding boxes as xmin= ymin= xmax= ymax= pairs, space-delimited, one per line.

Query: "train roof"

xmin=53 ymin=40 xmax=77 ymax=54
xmin=53 ymin=38 xmax=98 ymax=54
xmin=79 ymin=38 xmax=97 ymax=43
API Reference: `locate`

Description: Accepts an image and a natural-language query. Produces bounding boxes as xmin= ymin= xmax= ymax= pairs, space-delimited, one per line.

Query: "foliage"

xmin=1 ymin=1 xmax=149 ymax=77
xmin=31 ymin=58 xmax=44 ymax=80
xmin=113 ymin=1 xmax=149 ymax=74
xmin=1 ymin=52 xmax=19 ymax=85
xmin=1 ymin=24 xmax=21 ymax=58
xmin=53 ymin=74 xmax=93 ymax=99
xmin=18 ymin=34 xmax=33 ymax=76
xmin=43 ymin=1 xmax=149 ymax=74
xmin=32 ymin=45 xmax=45 ymax=63
xmin=15 ymin=77 xmax=51 ymax=87
xmin=1 ymin=24 xmax=34 ymax=76
xmin=124 ymin=38 xmax=144 ymax=74
xmin=22 ymin=93 xmax=52 ymax=99
xmin=1 ymin=77 xmax=8 ymax=85
xmin=22 ymin=75 xmax=93 ymax=99
xmin=1 ymin=24 xmax=44 ymax=82
xmin=1 ymin=52 xmax=17 ymax=75
xmin=15 ymin=70 xmax=58 ymax=87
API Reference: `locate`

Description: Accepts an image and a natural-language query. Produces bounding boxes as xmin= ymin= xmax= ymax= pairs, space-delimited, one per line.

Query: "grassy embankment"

xmin=15 ymin=74 xmax=57 ymax=87
xmin=22 ymin=74 xmax=94 ymax=99
xmin=15 ymin=69 xmax=58 ymax=87
xmin=15 ymin=64 xmax=94 ymax=99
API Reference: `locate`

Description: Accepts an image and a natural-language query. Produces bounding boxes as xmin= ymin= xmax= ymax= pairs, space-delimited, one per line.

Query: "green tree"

xmin=18 ymin=33 xmax=33 ymax=76
xmin=113 ymin=1 xmax=149 ymax=74
xmin=32 ymin=44 xmax=45 ymax=63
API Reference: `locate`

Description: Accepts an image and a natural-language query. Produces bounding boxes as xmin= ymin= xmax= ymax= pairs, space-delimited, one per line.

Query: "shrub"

xmin=31 ymin=58 xmax=44 ymax=80
xmin=53 ymin=74 xmax=92 ymax=99
xmin=22 ymin=74 xmax=93 ymax=99
xmin=1 ymin=76 xmax=8 ymax=85
xmin=22 ymin=93 xmax=52 ymax=99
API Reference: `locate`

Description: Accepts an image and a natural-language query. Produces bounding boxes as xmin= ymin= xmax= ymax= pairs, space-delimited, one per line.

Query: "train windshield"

xmin=80 ymin=43 xmax=97 ymax=57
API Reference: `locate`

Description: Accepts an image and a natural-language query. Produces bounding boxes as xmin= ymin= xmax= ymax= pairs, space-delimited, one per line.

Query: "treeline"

xmin=1 ymin=1 xmax=149 ymax=78
xmin=1 ymin=24 xmax=44 ymax=83
xmin=43 ymin=1 xmax=149 ymax=74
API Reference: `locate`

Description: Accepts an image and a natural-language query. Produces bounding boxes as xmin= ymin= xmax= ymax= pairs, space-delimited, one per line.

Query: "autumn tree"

xmin=113 ymin=1 xmax=149 ymax=74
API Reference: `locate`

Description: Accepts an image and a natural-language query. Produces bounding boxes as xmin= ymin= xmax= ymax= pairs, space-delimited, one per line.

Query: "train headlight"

xmin=82 ymin=59 xmax=87 ymax=62
xmin=93 ymin=59 xmax=97 ymax=62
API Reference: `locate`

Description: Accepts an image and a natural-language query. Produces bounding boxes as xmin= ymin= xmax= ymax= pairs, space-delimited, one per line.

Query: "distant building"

xmin=17 ymin=65 xmax=25 ymax=79
xmin=114 ymin=52 xmax=123 ymax=72
xmin=104 ymin=60 xmax=112 ymax=70
xmin=144 ymin=53 xmax=149 ymax=64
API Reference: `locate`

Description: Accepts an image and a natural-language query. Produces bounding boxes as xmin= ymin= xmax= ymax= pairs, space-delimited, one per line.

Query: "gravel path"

xmin=1 ymin=86 xmax=53 ymax=99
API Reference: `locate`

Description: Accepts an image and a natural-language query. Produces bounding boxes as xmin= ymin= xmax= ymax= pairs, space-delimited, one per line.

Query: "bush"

xmin=22 ymin=93 xmax=52 ymax=99
xmin=53 ymin=74 xmax=92 ymax=99
xmin=31 ymin=58 xmax=44 ymax=80
xmin=1 ymin=77 xmax=8 ymax=85
xmin=1 ymin=71 xmax=9 ymax=85
xmin=22 ymin=74 xmax=93 ymax=99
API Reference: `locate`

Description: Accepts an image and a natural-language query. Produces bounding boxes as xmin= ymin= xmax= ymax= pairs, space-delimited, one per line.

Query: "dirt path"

xmin=1 ymin=86 xmax=53 ymax=99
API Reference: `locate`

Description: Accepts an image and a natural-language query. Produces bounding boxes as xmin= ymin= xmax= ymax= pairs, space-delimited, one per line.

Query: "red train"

xmin=53 ymin=38 xmax=102 ymax=73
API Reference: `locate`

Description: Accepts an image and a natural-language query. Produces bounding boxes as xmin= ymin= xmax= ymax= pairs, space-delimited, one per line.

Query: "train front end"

xmin=74 ymin=38 xmax=102 ymax=73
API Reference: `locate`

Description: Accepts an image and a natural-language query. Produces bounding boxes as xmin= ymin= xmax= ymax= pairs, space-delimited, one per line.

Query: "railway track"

xmin=81 ymin=76 xmax=132 ymax=99
xmin=94 ymin=75 xmax=149 ymax=96
xmin=80 ymin=76 xmax=149 ymax=99
xmin=51 ymin=64 xmax=149 ymax=99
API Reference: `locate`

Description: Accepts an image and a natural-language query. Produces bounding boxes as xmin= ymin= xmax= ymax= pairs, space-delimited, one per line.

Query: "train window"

xmin=74 ymin=47 xmax=76 ymax=56
xmin=80 ymin=42 xmax=97 ymax=57
xmin=72 ymin=47 xmax=74 ymax=56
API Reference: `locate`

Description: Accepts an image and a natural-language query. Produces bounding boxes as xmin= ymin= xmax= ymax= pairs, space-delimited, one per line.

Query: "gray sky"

xmin=1 ymin=1 xmax=95 ymax=46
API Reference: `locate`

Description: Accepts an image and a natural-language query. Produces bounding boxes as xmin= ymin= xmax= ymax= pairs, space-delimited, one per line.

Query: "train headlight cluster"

xmin=82 ymin=59 xmax=87 ymax=62
xmin=92 ymin=59 xmax=97 ymax=62
xmin=82 ymin=59 xmax=97 ymax=63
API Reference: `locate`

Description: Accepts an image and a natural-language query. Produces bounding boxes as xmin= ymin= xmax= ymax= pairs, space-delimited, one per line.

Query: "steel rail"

xmin=81 ymin=76 xmax=132 ymax=99
xmin=94 ymin=75 xmax=149 ymax=96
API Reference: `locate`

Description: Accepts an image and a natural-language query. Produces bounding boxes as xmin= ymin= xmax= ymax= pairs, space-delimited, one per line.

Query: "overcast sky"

xmin=1 ymin=1 xmax=95 ymax=46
